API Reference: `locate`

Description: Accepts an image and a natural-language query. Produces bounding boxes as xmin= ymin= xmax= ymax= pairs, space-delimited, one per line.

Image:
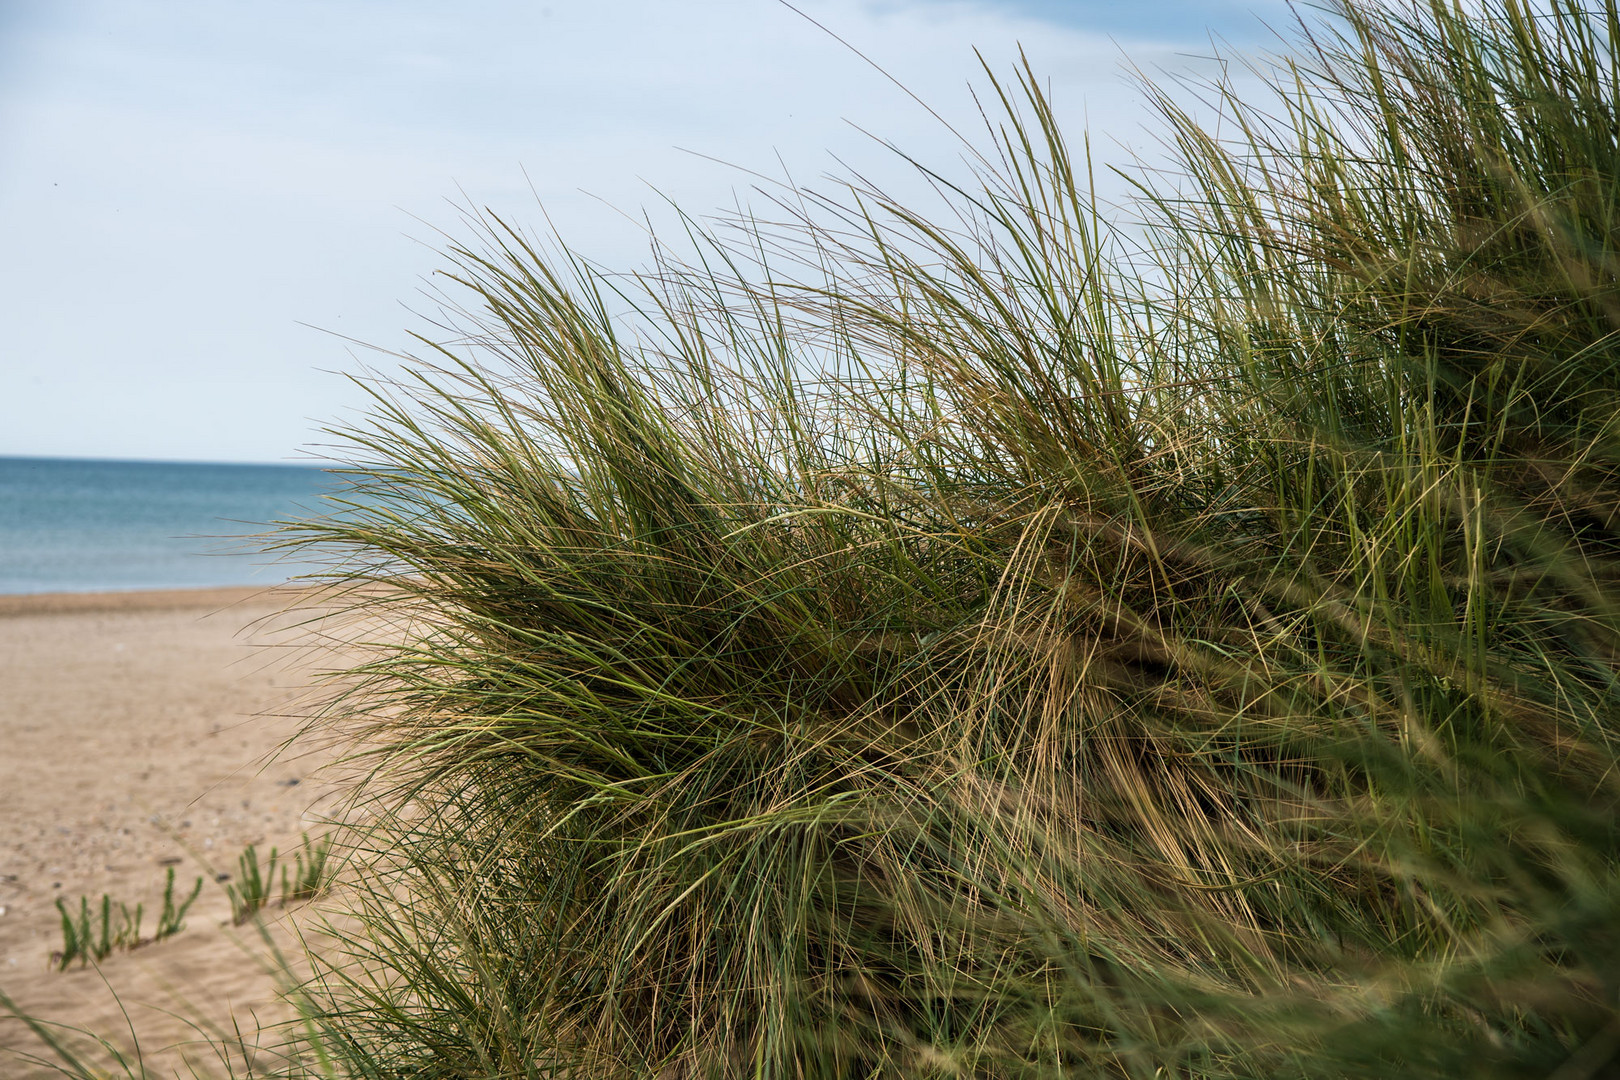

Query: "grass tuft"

xmin=225 ymin=843 xmax=279 ymax=925
xmin=50 ymin=870 xmax=205 ymax=972
xmin=51 ymin=895 xmax=140 ymax=971
xmin=156 ymin=866 xmax=204 ymax=943
xmin=268 ymin=1 xmax=1620 ymax=1075
xmin=280 ymin=833 xmax=334 ymax=906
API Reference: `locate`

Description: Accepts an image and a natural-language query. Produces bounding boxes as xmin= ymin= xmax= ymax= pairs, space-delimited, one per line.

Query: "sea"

xmin=0 ymin=456 xmax=347 ymax=595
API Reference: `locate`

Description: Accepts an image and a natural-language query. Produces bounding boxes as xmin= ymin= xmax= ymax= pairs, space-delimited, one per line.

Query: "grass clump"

xmin=52 ymin=895 xmax=140 ymax=971
xmin=257 ymin=0 xmax=1620 ymax=1076
xmin=226 ymin=835 xmax=336 ymax=924
xmin=155 ymin=866 xmax=204 ymax=942
xmin=51 ymin=870 xmax=204 ymax=971
xmin=278 ymin=833 xmax=333 ymax=906
xmin=224 ymin=843 xmax=279 ymax=925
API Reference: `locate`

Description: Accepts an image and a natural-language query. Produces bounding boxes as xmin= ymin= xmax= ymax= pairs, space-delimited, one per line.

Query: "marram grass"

xmin=26 ymin=0 xmax=1620 ymax=1076
xmin=276 ymin=2 xmax=1620 ymax=1076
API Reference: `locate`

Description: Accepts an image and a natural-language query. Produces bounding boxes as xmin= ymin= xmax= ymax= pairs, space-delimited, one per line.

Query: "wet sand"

xmin=0 ymin=585 xmax=362 ymax=1077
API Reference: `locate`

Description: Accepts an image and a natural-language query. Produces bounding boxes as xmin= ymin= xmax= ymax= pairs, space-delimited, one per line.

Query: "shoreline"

xmin=0 ymin=583 xmax=329 ymax=617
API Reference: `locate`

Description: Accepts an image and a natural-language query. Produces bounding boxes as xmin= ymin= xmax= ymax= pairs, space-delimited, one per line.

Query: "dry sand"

xmin=0 ymin=586 xmax=366 ymax=1077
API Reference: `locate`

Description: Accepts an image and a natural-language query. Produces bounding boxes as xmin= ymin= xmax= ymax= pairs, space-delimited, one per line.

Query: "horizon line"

xmin=0 ymin=452 xmax=334 ymax=469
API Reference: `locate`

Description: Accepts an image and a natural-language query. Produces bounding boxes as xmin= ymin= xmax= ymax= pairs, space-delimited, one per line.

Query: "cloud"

xmin=0 ymin=0 xmax=1287 ymax=461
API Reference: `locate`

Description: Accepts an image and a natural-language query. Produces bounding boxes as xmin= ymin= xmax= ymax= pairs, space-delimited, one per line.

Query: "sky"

xmin=0 ymin=0 xmax=1293 ymax=465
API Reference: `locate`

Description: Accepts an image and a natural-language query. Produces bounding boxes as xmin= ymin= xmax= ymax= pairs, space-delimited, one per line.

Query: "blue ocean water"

xmin=0 ymin=456 xmax=344 ymax=594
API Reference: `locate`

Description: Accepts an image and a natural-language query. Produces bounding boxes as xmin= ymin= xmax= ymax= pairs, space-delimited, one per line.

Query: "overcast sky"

xmin=0 ymin=0 xmax=1291 ymax=464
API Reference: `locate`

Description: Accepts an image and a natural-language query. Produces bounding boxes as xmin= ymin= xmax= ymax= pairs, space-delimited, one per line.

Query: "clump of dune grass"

xmin=249 ymin=1 xmax=1620 ymax=1077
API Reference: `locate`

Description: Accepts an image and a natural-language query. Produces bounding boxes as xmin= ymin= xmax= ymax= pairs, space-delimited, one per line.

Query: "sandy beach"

xmin=0 ymin=586 xmax=361 ymax=1077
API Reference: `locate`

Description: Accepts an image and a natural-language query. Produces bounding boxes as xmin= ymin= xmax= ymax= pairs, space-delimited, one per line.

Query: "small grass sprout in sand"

xmin=52 ymin=868 xmax=204 ymax=971
xmin=51 ymin=895 xmax=140 ymax=971
xmin=278 ymin=832 xmax=332 ymax=905
xmin=226 ymin=834 xmax=334 ymax=924
xmin=224 ymin=843 xmax=278 ymax=925
xmin=154 ymin=866 xmax=203 ymax=942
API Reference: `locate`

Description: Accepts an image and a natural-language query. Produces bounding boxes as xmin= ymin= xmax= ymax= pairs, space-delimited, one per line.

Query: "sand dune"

xmin=0 ymin=586 xmax=362 ymax=1077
